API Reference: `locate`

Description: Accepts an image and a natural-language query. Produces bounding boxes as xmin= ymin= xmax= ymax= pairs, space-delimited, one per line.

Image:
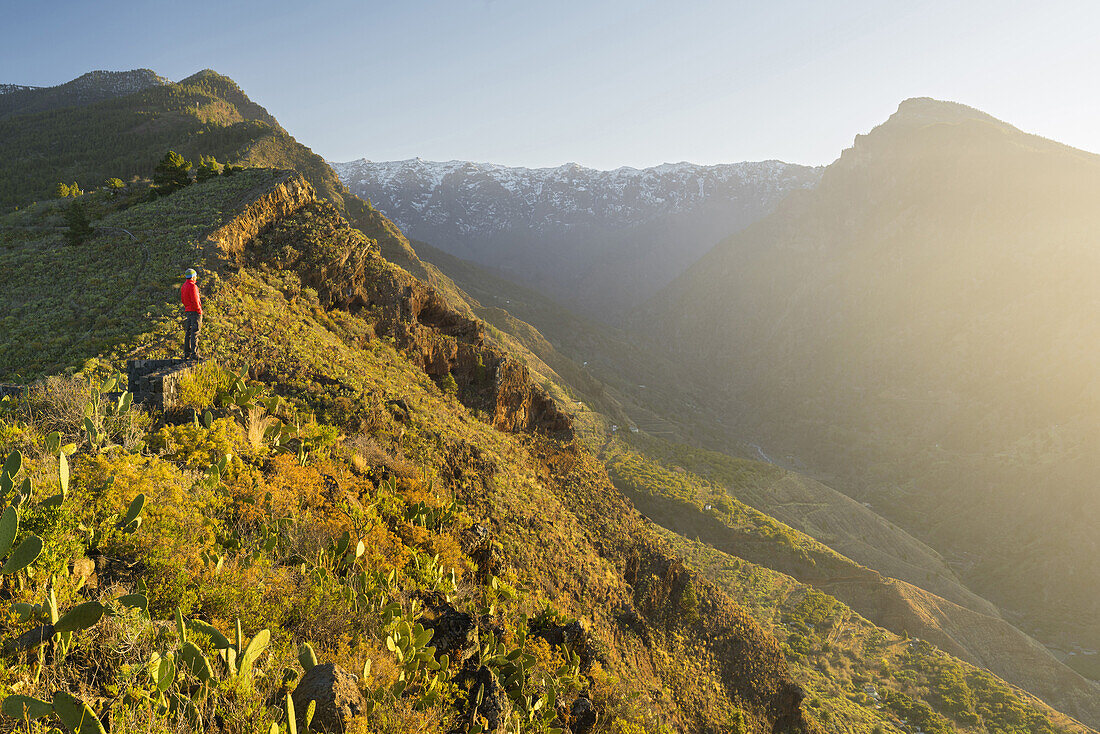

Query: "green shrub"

xmin=154 ymin=417 xmax=242 ymax=474
xmin=63 ymin=201 xmax=95 ymax=246
xmin=152 ymin=150 xmax=192 ymax=195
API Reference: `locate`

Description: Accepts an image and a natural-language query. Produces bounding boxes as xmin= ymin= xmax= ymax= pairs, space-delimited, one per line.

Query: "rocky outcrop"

xmin=453 ymin=665 xmax=505 ymax=733
xmin=625 ymin=541 xmax=819 ymax=733
xmin=292 ymin=663 xmax=367 ymax=733
xmin=419 ymin=595 xmax=477 ymax=664
xmin=206 ymin=172 xmax=315 ymax=265
xmin=356 ymin=256 xmax=571 ymax=436
xmin=242 ymin=195 xmax=573 ymax=438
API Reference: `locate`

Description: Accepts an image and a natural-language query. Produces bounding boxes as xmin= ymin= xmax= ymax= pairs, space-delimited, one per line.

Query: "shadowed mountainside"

xmin=0 ymin=69 xmax=170 ymax=119
xmin=639 ymin=97 xmax=1100 ymax=671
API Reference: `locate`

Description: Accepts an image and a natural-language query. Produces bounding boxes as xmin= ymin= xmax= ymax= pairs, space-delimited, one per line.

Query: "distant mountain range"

xmin=331 ymin=157 xmax=822 ymax=315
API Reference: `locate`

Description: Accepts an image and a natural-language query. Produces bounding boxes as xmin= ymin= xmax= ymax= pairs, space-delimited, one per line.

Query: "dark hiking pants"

xmin=183 ymin=311 xmax=202 ymax=359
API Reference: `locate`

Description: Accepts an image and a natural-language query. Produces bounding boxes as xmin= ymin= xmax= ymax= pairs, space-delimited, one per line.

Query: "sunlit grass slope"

xmin=0 ymin=171 xmax=820 ymax=733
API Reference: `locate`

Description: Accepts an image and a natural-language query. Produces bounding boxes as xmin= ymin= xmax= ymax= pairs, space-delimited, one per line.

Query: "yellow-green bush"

xmin=154 ymin=416 xmax=243 ymax=474
xmin=77 ymin=453 xmax=225 ymax=615
xmin=176 ymin=360 xmax=235 ymax=409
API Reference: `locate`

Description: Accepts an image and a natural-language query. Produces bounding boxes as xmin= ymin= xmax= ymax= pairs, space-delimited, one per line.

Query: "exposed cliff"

xmin=205 ymin=173 xmax=572 ymax=438
xmin=205 ymin=171 xmax=316 ymax=264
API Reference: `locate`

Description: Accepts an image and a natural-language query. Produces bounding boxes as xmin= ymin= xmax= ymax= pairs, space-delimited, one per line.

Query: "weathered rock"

xmin=462 ymin=522 xmax=502 ymax=582
xmin=72 ymin=557 xmax=97 ymax=589
xmin=206 ymin=172 xmax=315 ymax=265
xmin=420 ymin=596 xmax=476 ymax=664
xmin=454 ymin=665 xmax=504 ymax=733
xmin=291 ymin=663 xmax=366 ymax=733
xmin=531 ymin=619 xmax=596 ymax=673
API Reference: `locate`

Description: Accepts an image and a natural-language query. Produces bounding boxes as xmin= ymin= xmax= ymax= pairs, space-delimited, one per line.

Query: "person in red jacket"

xmin=181 ymin=268 xmax=203 ymax=359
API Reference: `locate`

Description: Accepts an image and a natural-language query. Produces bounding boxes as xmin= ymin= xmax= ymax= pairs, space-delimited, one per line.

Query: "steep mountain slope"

xmin=332 ymin=158 xmax=822 ymax=315
xmin=606 ymin=436 xmax=1100 ymax=728
xmin=0 ymin=170 xmax=824 ymax=733
xmin=408 ymin=239 xmax=1100 ymax=727
xmin=640 ymin=98 xmax=1100 ymax=669
xmin=662 ymin=525 xmax=1090 ymax=734
xmin=0 ymin=69 xmax=169 ymax=119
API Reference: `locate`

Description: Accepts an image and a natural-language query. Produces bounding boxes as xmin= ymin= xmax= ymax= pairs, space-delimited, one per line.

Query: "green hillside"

xmin=0 ymin=67 xmax=486 ymax=329
xmin=602 ymin=435 xmax=1100 ymax=728
xmin=0 ymin=170 xmax=827 ymax=733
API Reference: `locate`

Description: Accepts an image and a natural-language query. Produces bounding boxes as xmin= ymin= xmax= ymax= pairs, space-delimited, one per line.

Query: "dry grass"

xmin=25 ymin=374 xmax=88 ymax=437
xmin=243 ymin=404 xmax=279 ymax=450
xmin=347 ymin=434 xmax=416 ymax=478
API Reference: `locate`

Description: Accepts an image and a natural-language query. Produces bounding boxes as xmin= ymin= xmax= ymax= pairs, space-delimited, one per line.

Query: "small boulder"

xmin=420 ymin=596 xmax=476 ymax=664
xmin=292 ymin=663 xmax=366 ymax=733
xmin=72 ymin=557 xmax=97 ymax=589
xmin=455 ymin=665 xmax=504 ymax=732
xmin=531 ymin=619 xmax=596 ymax=673
xmin=570 ymin=695 xmax=598 ymax=734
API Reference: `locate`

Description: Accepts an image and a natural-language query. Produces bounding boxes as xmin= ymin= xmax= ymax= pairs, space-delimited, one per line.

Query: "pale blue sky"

xmin=3 ymin=0 xmax=1099 ymax=168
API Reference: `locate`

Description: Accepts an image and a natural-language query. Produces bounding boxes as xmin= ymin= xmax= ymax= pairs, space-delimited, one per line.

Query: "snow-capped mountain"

xmin=332 ymin=158 xmax=822 ymax=316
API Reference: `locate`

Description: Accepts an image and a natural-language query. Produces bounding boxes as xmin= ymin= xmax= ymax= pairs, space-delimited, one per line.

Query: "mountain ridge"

xmin=332 ymin=156 xmax=822 ymax=315
xmin=0 ymin=68 xmax=170 ymax=119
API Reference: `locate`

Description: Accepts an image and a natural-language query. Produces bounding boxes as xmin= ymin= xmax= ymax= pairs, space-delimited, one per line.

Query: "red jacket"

xmin=181 ymin=279 xmax=202 ymax=314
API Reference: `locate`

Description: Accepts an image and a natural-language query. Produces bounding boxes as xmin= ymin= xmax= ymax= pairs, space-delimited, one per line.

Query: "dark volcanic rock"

xmin=420 ymin=595 xmax=477 ymax=664
xmin=530 ymin=619 xmax=596 ymax=673
xmin=570 ymin=695 xmax=597 ymax=734
xmin=453 ymin=665 xmax=504 ymax=733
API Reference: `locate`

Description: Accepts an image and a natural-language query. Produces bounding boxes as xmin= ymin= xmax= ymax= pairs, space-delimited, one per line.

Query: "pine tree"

xmin=64 ymin=200 xmax=94 ymax=245
xmin=196 ymin=155 xmax=222 ymax=182
xmin=152 ymin=150 xmax=193 ymax=195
